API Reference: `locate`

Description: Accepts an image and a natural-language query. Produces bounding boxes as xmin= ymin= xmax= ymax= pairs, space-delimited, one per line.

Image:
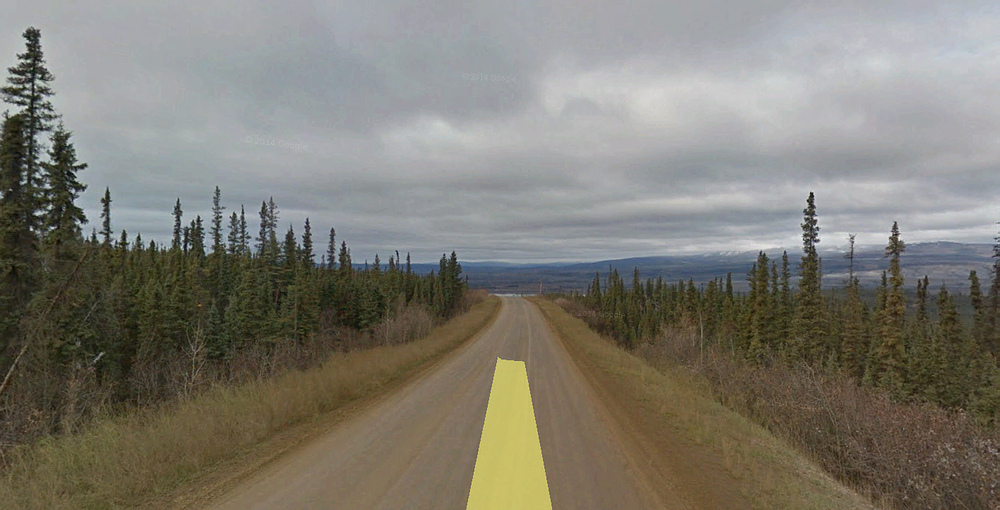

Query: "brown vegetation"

xmin=636 ymin=325 xmax=1000 ymax=510
xmin=535 ymin=297 xmax=873 ymax=510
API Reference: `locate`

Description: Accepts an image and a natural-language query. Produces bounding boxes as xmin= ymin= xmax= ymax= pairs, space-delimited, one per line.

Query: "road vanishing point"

xmin=208 ymin=297 xmax=669 ymax=509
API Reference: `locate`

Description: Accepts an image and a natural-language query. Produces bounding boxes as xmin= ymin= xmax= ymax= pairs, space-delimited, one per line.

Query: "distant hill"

xmin=461 ymin=242 xmax=997 ymax=294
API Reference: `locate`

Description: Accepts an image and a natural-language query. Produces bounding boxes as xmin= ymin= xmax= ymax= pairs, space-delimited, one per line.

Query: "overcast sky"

xmin=4 ymin=1 xmax=999 ymax=263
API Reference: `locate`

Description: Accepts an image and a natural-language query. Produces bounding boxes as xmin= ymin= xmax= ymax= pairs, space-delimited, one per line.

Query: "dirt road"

xmin=207 ymin=297 xmax=680 ymax=509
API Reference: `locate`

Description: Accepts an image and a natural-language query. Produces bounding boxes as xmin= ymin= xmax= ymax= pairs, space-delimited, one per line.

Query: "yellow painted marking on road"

xmin=467 ymin=358 xmax=551 ymax=510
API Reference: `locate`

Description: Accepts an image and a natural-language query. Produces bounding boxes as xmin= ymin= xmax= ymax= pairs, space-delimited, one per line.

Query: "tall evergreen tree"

xmin=40 ymin=125 xmax=86 ymax=254
xmin=171 ymin=198 xmax=183 ymax=251
xmin=301 ymin=218 xmax=314 ymax=267
xmin=448 ymin=251 xmax=462 ymax=301
xmin=747 ymin=251 xmax=771 ymax=363
xmin=326 ymin=227 xmax=336 ymax=270
xmin=210 ymin=186 xmax=224 ymax=255
xmin=99 ymin=187 xmax=112 ymax=246
xmin=589 ymin=271 xmax=602 ymax=309
xmin=876 ymin=221 xmax=907 ymax=395
xmin=2 ymin=27 xmax=59 ymax=230
xmin=256 ymin=201 xmax=268 ymax=258
xmin=793 ymin=191 xmax=824 ymax=360
xmin=266 ymin=196 xmax=279 ymax=262
xmin=189 ymin=215 xmax=205 ymax=260
xmin=226 ymin=211 xmax=240 ymax=255
xmin=845 ymin=233 xmax=856 ymax=284
xmin=338 ymin=240 xmax=352 ymax=277
xmin=282 ymin=225 xmax=297 ymax=267
xmin=906 ymin=276 xmax=934 ymax=398
xmin=238 ymin=205 xmax=249 ymax=255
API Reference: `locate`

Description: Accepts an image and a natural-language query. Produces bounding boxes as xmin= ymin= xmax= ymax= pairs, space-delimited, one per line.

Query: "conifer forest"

xmin=0 ymin=27 xmax=468 ymax=448
xmin=568 ymin=191 xmax=1000 ymax=423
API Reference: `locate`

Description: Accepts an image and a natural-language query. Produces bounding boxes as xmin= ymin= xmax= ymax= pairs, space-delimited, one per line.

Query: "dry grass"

xmin=0 ymin=296 xmax=501 ymax=510
xmin=532 ymin=297 xmax=874 ymax=510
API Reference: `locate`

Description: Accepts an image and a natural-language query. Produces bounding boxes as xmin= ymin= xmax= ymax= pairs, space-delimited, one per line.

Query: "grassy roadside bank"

xmin=530 ymin=297 xmax=873 ymax=510
xmin=0 ymin=296 xmax=501 ymax=510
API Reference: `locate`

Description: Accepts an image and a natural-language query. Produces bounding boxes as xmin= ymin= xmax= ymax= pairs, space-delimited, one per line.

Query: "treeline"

xmin=572 ymin=192 xmax=1000 ymax=423
xmin=0 ymin=27 xmax=468 ymax=445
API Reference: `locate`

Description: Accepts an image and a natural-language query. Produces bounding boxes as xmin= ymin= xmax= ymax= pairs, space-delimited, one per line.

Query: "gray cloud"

xmin=3 ymin=0 xmax=999 ymax=263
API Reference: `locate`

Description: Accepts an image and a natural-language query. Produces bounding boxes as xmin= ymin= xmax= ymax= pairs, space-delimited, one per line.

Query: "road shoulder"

xmin=157 ymin=296 xmax=503 ymax=510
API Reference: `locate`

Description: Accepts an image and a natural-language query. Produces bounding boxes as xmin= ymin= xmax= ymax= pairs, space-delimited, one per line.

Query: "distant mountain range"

xmin=457 ymin=242 xmax=997 ymax=294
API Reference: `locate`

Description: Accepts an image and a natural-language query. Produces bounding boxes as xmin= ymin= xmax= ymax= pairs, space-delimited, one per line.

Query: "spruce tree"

xmin=793 ymin=191 xmax=824 ymax=361
xmin=404 ymin=252 xmax=413 ymax=300
xmin=189 ymin=216 xmax=205 ymax=260
xmin=845 ymin=233 xmax=856 ymax=283
xmin=282 ymin=225 xmax=297 ymax=267
xmin=2 ymin=27 xmax=59 ymax=229
xmin=747 ymin=252 xmax=771 ymax=363
xmin=210 ymin=186 xmax=224 ymax=254
xmin=703 ymin=278 xmax=719 ymax=341
xmin=326 ymin=227 xmax=336 ymax=270
xmin=685 ymin=278 xmax=698 ymax=324
xmin=906 ymin=276 xmax=934 ymax=398
xmin=238 ymin=205 xmax=249 ymax=255
xmin=266 ymin=197 xmax=279 ymax=262
xmin=99 ymin=187 xmax=112 ymax=246
xmin=589 ymin=271 xmax=602 ymax=309
xmin=256 ymin=201 xmax=268 ymax=258
xmin=171 ymin=198 xmax=183 ymax=251
xmin=448 ymin=251 xmax=463 ymax=308
xmin=437 ymin=254 xmax=449 ymax=315
xmin=301 ymin=218 xmax=314 ymax=267
xmin=226 ymin=211 xmax=240 ymax=255
xmin=875 ymin=221 xmax=907 ymax=395
xmin=40 ymin=125 xmax=87 ymax=255
xmin=338 ymin=240 xmax=352 ymax=278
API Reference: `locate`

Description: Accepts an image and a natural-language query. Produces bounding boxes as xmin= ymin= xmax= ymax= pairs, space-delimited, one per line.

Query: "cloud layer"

xmin=4 ymin=1 xmax=999 ymax=262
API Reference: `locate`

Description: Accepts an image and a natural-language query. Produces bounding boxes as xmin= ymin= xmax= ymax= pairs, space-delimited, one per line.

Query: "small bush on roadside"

xmin=373 ymin=301 xmax=434 ymax=347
